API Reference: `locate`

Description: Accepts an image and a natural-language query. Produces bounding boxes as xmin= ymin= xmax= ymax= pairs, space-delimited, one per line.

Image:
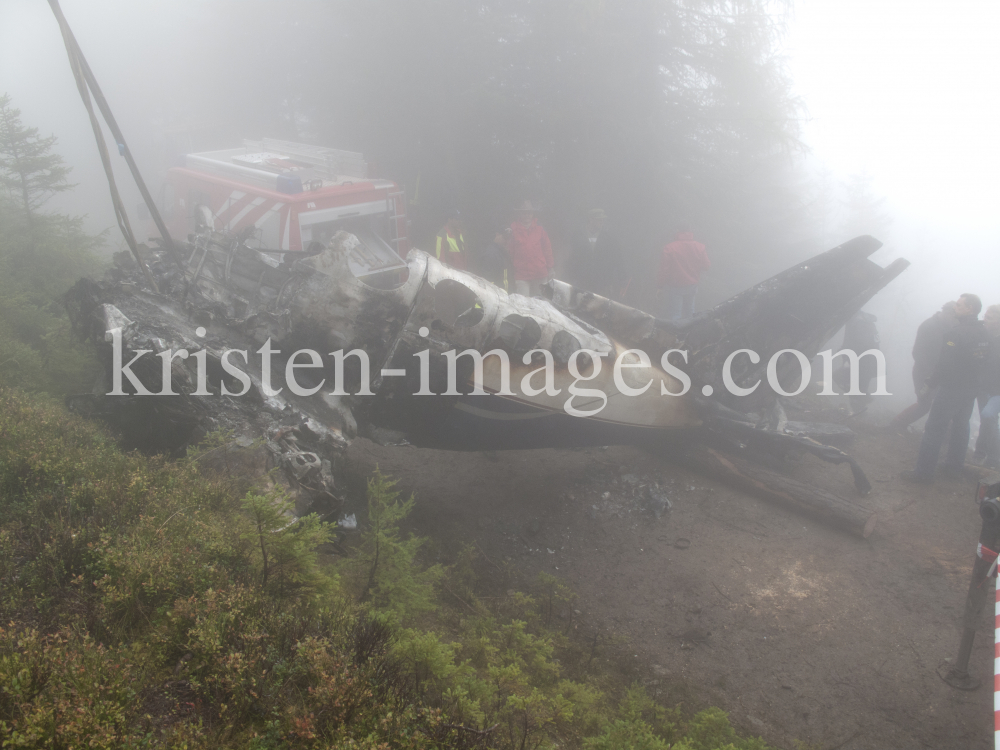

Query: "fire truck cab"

xmin=163 ymin=138 xmax=408 ymax=275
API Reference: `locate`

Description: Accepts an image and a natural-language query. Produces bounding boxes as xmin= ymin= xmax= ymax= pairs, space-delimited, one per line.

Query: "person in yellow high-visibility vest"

xmin=434 ymin=210 xmax=468 ymax=270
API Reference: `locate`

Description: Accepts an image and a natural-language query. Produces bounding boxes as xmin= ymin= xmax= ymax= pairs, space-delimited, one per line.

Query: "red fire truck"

xmin=162 ymin=138 xmax=408 ymax=272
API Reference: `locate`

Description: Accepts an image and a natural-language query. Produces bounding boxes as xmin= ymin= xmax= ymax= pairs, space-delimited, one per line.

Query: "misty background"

xmin=1 ymin=0 xmax=998 ymax=411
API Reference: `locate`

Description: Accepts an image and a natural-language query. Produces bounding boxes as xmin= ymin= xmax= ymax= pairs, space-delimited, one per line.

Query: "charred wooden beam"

xmin=673 ymin=445 xmax=877 ymax=539
xmin=702 ymin=418 xmax=872 ymax=496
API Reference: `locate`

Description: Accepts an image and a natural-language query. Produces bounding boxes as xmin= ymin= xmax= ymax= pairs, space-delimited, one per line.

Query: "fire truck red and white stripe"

xmin=164 ymin=138 xmax=408 ymax=257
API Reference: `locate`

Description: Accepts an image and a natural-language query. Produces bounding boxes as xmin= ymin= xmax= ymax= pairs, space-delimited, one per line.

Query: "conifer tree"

xmin=0 ymin=93 xmax=74 ymax=231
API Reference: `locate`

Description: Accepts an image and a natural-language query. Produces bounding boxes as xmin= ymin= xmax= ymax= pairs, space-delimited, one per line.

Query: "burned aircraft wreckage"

xmin=65 ymin=226 xmax=906 ymax=537
xmin=47 ymin=2 xmax=905 ymax=536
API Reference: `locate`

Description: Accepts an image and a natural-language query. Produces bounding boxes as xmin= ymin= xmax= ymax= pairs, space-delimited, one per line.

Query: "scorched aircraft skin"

xmin=66 ymin=229 xmax=906 ymax=455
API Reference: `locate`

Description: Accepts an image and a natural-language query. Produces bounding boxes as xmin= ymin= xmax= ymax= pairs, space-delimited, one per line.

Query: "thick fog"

xmin=785 ymin=0 xmax=1000 ymax=411
xmin=2 ymin=0 xmax=999 ymax=411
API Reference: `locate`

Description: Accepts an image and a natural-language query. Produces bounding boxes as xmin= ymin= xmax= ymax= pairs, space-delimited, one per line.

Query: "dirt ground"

xmin=341 ymin=413 xmax=995 ymax=750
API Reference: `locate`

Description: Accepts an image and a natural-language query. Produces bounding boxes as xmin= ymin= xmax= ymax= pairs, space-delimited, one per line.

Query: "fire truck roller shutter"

xmin=297 ymin=200 xmax=389 ymax=231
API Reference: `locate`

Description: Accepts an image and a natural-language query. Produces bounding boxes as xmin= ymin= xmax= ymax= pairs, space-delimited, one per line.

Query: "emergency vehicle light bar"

xmin=184 ymin=153 xmax=296 ymax=193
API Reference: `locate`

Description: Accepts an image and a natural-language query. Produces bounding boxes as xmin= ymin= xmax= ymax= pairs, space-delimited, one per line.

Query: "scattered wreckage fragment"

xmin=66 ymin=230 xmax=906 ymax=536
xmin=64 ymin=279 xmax=349 ymax=517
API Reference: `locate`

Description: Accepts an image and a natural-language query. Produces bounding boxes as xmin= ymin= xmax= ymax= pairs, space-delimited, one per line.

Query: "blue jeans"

xmin=913 ymin=386 xmax=977 ymax=477
xmin=662 ymin=284 xmax=697 ymax=322
xmin=978 ymin=395 xmax=1000 ymax=465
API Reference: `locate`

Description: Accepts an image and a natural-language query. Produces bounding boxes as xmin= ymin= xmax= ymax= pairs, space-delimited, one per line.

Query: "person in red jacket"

xmin=506 ymin=201 xmax=553 ymax=297
xmin=656 ymin=226 xmax=709 ymax=321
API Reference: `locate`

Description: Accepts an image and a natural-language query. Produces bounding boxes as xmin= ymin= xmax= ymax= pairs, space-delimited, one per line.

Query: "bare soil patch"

xmin=342 ymin=422 xmax=993 ymax=750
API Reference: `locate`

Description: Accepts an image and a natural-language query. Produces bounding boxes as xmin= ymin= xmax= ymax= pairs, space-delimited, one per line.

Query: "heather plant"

xmin=583 ymin=685 xmax=682 ymax=750
xmin=0 ymin=627 xmax=147 ymax=749
xmin=0 ymin=388 xmax=782 ymax=749
xmin=670 ymin=707 xmax=777 ymax=750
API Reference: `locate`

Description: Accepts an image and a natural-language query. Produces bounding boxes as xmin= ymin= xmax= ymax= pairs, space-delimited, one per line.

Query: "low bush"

xmin=0 ymin=197 xmax=104 ymax=397
xmin=0 ymin=387 xmax=780 ymax=749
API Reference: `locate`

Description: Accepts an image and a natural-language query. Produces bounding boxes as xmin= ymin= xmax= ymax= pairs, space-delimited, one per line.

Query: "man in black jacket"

xmin=973 ymin=305 xmax=1000 ymax=467
xmin=569 ymin=209 xmax=625 ymax=300
xmin=474 ymin=228 xmax=514 ymax=292
xmin=903 ymin=293 xmax=989 ymax=481
xmin=889 ymin=301 xmax=957 ymax=431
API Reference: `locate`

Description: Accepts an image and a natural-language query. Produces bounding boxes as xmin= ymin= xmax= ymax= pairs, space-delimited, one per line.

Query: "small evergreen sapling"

xmin=357 ymin=468 xmax=443 ymax=620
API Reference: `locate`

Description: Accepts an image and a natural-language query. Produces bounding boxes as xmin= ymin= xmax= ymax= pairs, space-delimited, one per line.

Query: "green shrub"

xmin=0 ymin=197 xmax=104 ymax=397
xmin=350 ymin=469 xmax=444 ymax=620
xmin=671 ymin=707 xmax=773 ymax=750
xmin=0 ymin=388 xmax=784 ymax=749
xmin=0 ymin=626 xmax=147 ymax=748
xmin=584 ymin=718 xmax=671 ymax=750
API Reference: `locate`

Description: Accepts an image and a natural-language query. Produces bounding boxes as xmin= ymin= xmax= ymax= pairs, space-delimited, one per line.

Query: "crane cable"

xmin=47 ymin=0 xmax=162 ymax=291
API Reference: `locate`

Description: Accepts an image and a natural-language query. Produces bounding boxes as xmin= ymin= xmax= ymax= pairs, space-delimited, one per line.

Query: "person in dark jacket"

xmin=973 ymin=305 xmax=1000 ymax=467
xmin=569 ymin=209 xmax=625 ymax=300
xmin=889 ymin=301 xmax=958 ymax=431
xmin=475 ymin=228 xmax=514 ymax=292
xmin=902 ymin=293 xmax=989 ymax=481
